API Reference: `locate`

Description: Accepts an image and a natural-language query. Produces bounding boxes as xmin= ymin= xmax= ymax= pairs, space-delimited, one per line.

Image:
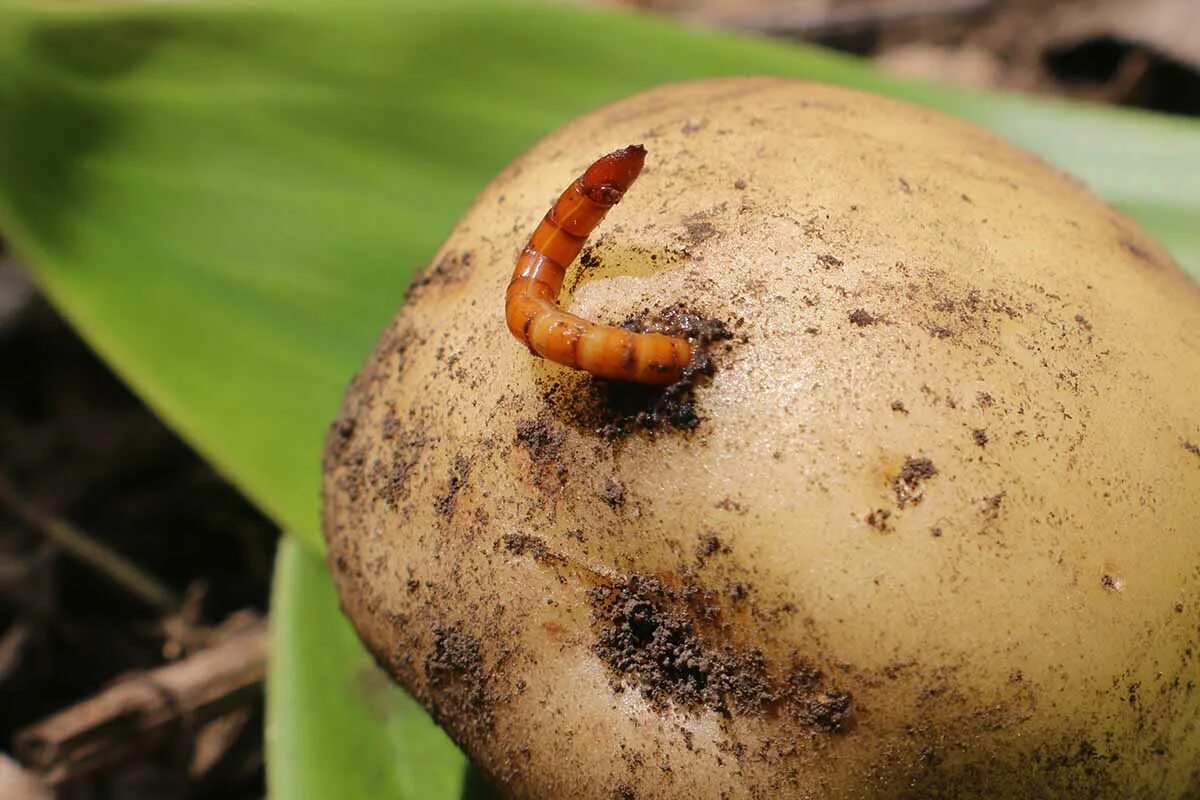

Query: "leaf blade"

xmin=267 ymin=537 xmax=478 ymax=799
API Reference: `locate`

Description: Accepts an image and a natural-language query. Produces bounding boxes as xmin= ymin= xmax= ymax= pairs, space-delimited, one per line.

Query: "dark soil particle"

xmin=893 ymin=457 xmax=938 ymax=507
xmin=407 ymin=250 xmax=475 ymax=297
xmin=423 ymin=624 xmax=493 ymax=731
xmin=696 ymin=534 xmax=728 ymax=563
xmin=545 ymin=305 xmax=732 ymax=440
xmin=972 ymin=428 xmax=989 ymax=447
xmin=891 ymin=400 xmax=908 ymax=414
xmin=866 ymin=508 xmax=892 ymax=532
xmin=323 ymin=415 xmax=356 ymax=470
xmin=849 ymin=308 xmax=877 ymax=326
xmin=579 ymin=246 xmax=602 ymax=268
xmin=377 ymin=426 xmax=428 ymax=508
xmin=425 ymin=625 xmax=483 ymax=682
xmin=1183 ymin=440 xmax=1200 ymax=459
xmin=589 ymin=575 xmax=852 ymax=730
xmin=984 ymin=492 xmax=1005 ymax=519
xmin=600 ymin=479 xmax=626 ymax=509
xmin=682 ymin=220 xmax=719 ymax=247
xmin=515 ymin=417 xmax=566 ymax=464
xmin=434 ymin=454 xmax=470 ymax=516
xmin=501 ymin=532 xmax=549 ymax=560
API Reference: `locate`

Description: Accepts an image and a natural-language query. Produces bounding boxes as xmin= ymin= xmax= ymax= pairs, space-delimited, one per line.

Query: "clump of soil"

xmin=539 ymin=304 xmax=734 ymax=440
xmin=515 ymin=418 xmax=566 ymax=462
xmin=553 ymin=304 xmax=733 ymax=440
xmin=600 ymin=479 xmax=626 ymax=509
xmin=893 ymin=456 xmax=938 ymax=507
xmin=588 ymin=574 xmax=852 ymax=731
xmin=849 ymin=308 xmax=878 ymax=326
xmin=501 ymin=532 xmax=549 ymax=560
xmin=423 ymin=624 xmax=493 ymax=732
xmin=434 ymin=455 xmax=470 ymax=516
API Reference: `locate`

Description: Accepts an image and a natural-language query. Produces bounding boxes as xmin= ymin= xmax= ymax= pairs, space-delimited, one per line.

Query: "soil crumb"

xmin=424 ymin=624 xmax=492 ymax=730
xmin=589 ymin=574 xmax=852 ymax=731
xmin=849 ymin=309 xmax=878 ymax=326
xmin=1183 ymin=440 xmax=1200 ymax=459
xmin=543 ymin=304 xmax=732 ymax=440
xmin=502 ymin=532 xmax=549 ymax=560
xmin=434 ymin=455 xmax=470 ymax=516
xmin=866 ymin=508 xmax=892 ymax=532
xmin=601 ymin=479 xmax=626 ymax=509
xmin=695 ymin=534 xmax=728 ymax=564
xmin=407 ymin=250 xmax=474 ymax=297
xmin=683 ymin=221 xmax=719 ymax=248
xmin=515 ymin=418 xmax=566 ymax=463
xmin=893 ymin=457 xmax=938 ymax=507
xmin=972 ymin=428 xmax=989 ymax=447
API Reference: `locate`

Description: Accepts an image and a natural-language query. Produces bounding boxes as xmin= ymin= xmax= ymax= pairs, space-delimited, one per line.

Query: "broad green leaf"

xmin=0 ymin=0 xmax=1197 ymax=555
xmin=267 ymin=537 xmax=498 ymax=799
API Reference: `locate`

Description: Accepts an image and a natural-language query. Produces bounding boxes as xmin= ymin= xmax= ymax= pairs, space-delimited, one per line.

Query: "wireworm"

xmin=505 ymin=145 xmax=691 ymax=385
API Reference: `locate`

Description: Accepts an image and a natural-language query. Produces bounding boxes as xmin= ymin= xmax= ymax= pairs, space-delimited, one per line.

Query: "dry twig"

xmin=13 ymin=620 xmax=267 ymax=784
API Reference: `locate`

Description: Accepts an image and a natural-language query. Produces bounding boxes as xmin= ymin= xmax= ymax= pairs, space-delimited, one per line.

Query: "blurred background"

xmin=0 ymin=0 xmax=1196 ymax=797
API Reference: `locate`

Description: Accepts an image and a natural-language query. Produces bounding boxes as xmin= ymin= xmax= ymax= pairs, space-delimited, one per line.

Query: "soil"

xmin=0 ymin=296 xmax=276 ymax=798
xmin=423 ymin=624 xmax=493 ymax=734
xmin=540 ymin=304 xmax=733 ymax=440
xmin=893 ymin=457 xmax=939 ymax=507
xmin=849 ymin=308 xmax=878 ymax=326
xmin=588 ymin=573 xmax=853 ymax=732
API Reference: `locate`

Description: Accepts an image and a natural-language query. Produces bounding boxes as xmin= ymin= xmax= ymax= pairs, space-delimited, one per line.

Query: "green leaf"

xmin=267 ymin=537 xmax=488 ymax=798
xmin=1 ymin=1 xmax=1197 ymax=797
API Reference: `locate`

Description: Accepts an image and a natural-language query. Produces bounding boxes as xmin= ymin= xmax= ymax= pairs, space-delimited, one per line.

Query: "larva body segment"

xmin=504 ymin=145 xmax=692 ymax=385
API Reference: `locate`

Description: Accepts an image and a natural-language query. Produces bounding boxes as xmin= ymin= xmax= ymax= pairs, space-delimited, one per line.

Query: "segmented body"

xmin=504 ymin=145 xmax=692 ymax=385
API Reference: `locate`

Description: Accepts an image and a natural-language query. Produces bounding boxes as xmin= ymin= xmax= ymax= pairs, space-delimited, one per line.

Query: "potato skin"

xmin=322 ymin=78 xmax=1200 ymax=799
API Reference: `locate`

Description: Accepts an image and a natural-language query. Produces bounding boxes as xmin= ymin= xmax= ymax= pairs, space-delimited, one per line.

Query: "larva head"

xmin=323 ymin=78 xmax=1200 ymax=799
xmin=579 ymin=143 xmax=646 ymax=204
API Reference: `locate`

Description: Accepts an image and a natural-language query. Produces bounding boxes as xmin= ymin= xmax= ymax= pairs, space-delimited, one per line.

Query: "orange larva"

xmin=504 ymin=145 xmax=692 ymax=385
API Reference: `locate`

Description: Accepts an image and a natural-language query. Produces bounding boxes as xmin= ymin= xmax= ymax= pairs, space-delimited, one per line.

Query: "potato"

xmin=322 ymin=78 xmax=1200 ymax=799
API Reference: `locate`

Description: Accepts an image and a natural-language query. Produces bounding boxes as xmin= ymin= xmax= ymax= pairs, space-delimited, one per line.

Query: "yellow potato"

xmin=322 ymin=78 xmax=1200 ymax=798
